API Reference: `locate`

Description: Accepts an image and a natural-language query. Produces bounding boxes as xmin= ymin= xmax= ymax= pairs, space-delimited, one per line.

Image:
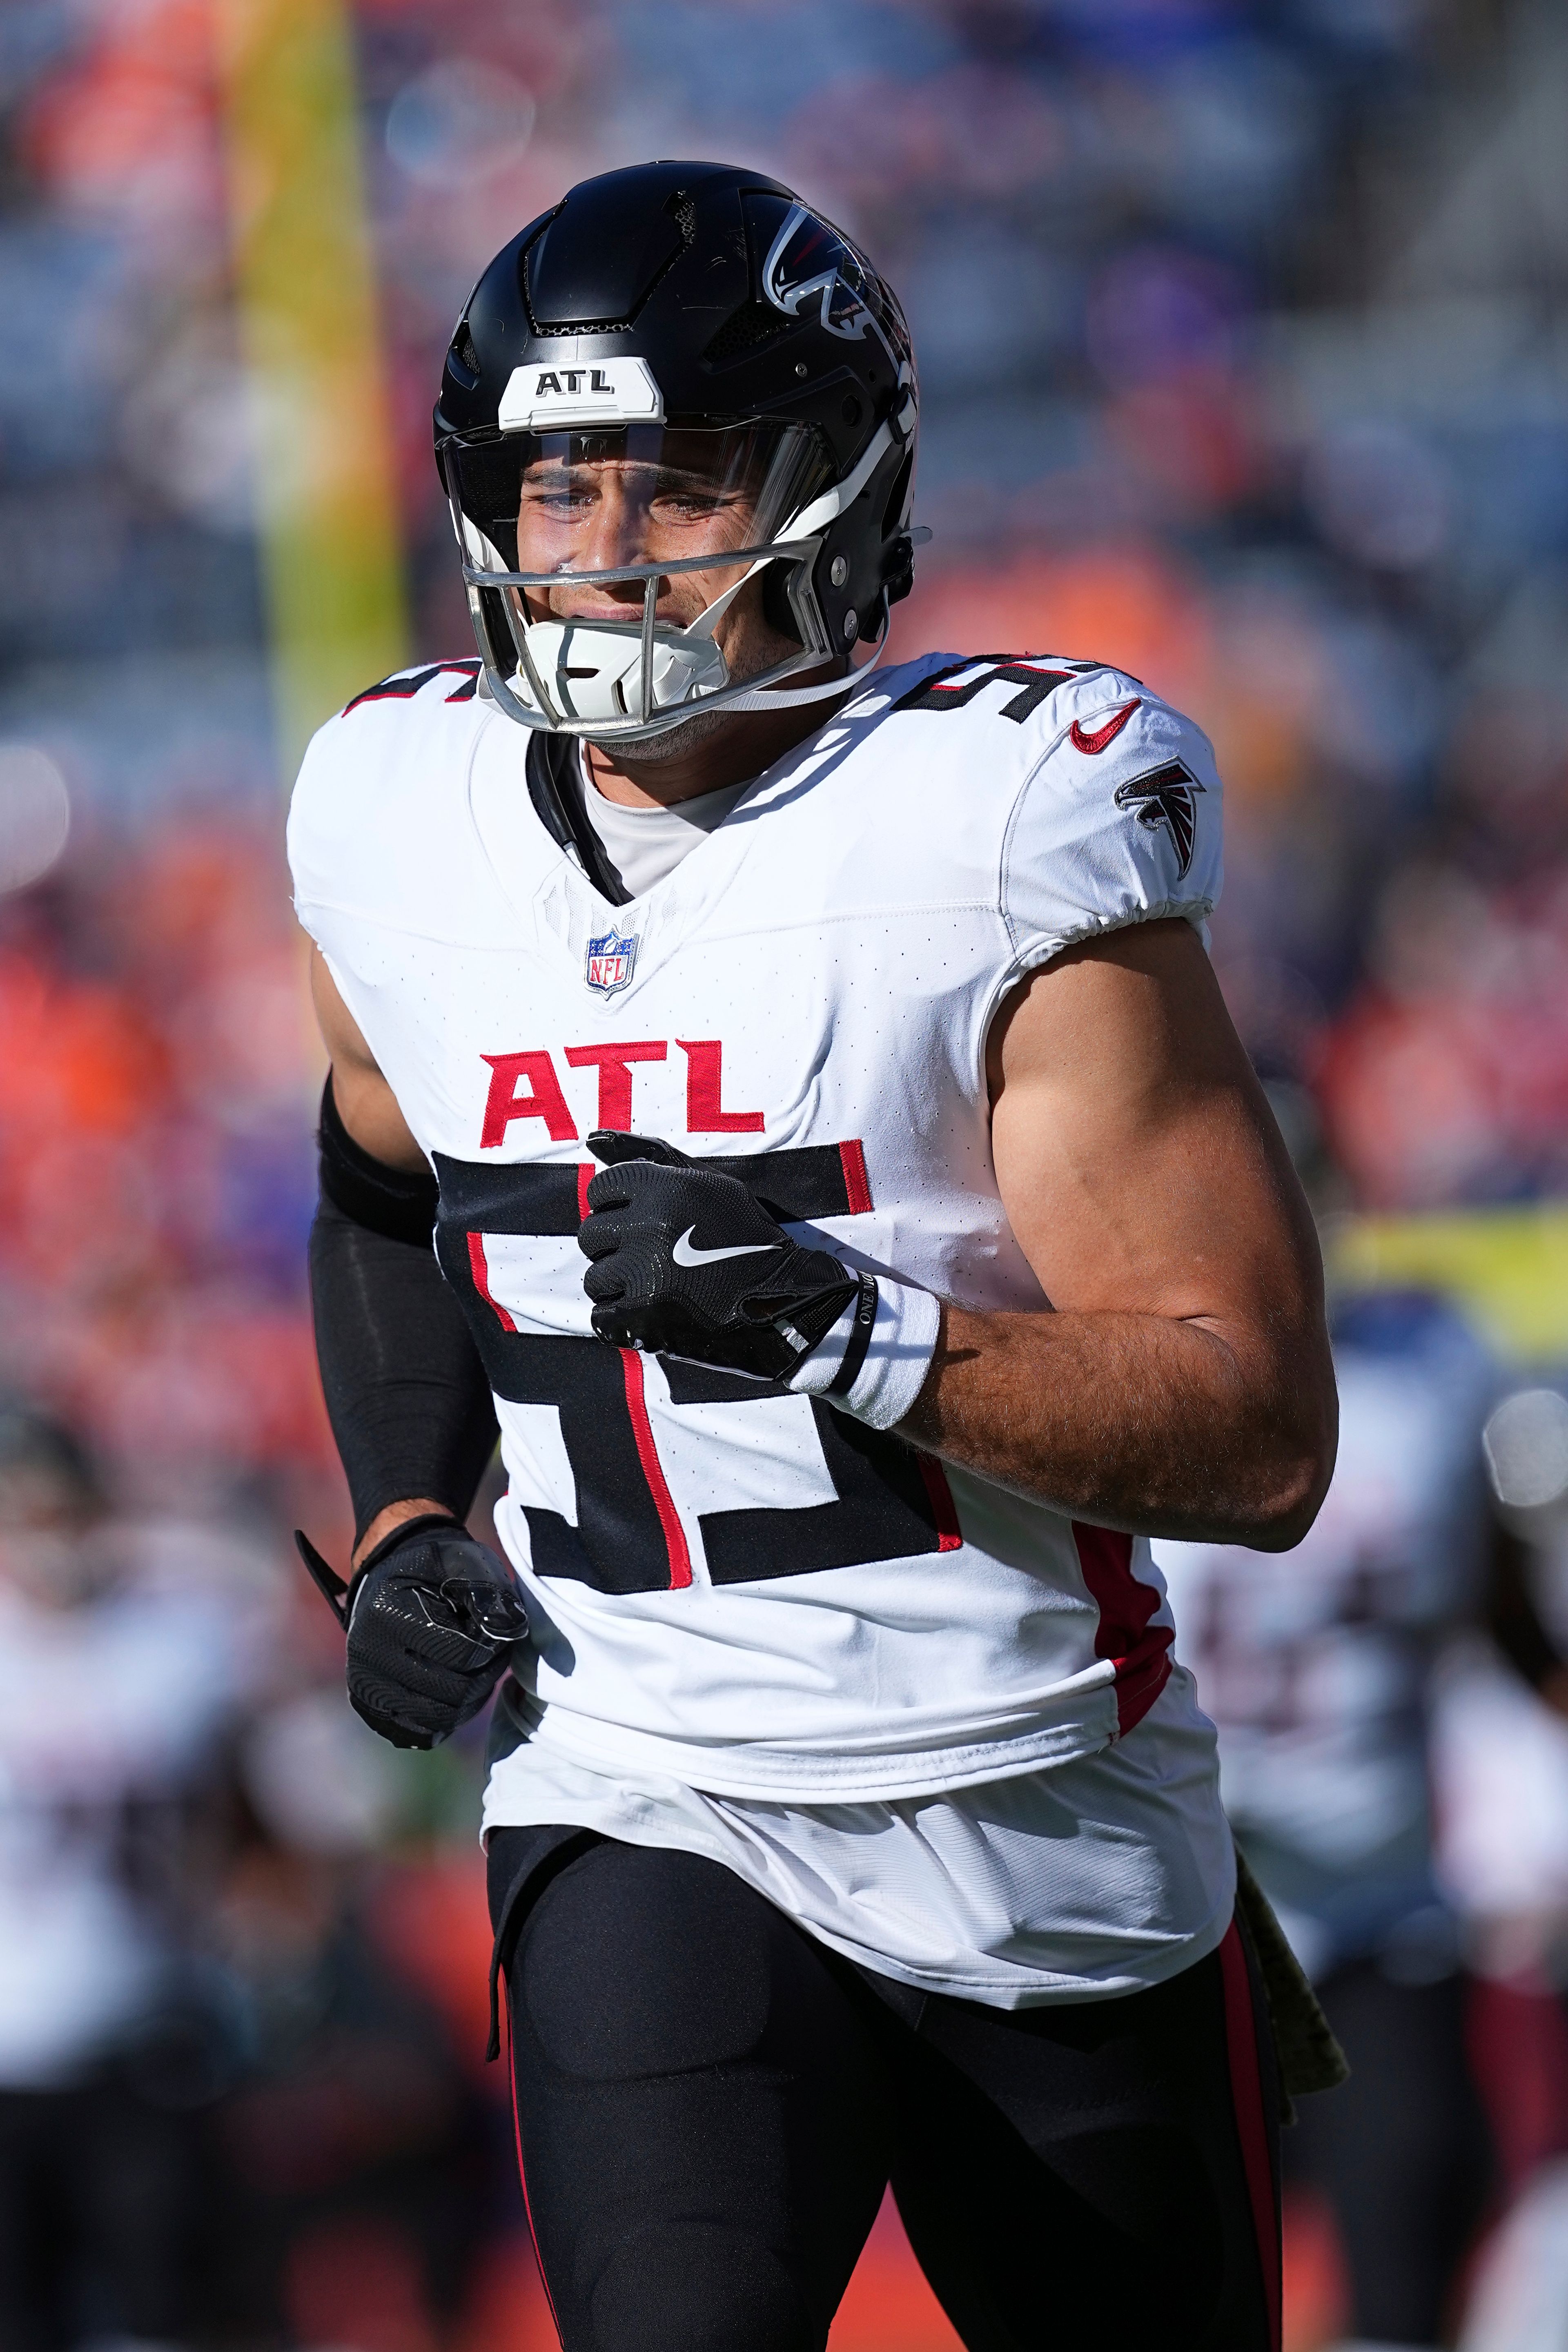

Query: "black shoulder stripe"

xmin=342 ymin=660 xmax=482 ymax=715
xmin=434 ymin=1138 xmax=867 ymax=1237
xmin=893 ymin=655 xmax=1104 ymax=723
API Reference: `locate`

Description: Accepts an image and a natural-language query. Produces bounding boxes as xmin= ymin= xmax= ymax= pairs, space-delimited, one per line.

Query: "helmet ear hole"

xmin=884 ymin=537 xmax=916 ymax=608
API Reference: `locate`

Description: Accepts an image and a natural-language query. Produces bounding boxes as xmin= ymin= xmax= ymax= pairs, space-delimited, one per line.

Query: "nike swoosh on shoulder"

xmin=1069 ymin=698 xmax=1140 ymax=755
xmin=672 ymin=1225 xmax=780 ymax=1268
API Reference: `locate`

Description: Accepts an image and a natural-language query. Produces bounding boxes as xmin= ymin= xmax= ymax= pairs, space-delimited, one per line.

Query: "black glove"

xmin=577 ymin=1131 xmax=859 ymax=1384
xmin=294 ymin=1514 xmax=530 ymax=1751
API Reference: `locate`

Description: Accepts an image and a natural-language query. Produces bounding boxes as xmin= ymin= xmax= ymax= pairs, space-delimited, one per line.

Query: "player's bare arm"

xmin=902 ymin=917 xmax=1336 ymax=1550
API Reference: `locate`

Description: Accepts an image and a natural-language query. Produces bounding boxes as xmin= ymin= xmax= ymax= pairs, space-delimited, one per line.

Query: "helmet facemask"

xmin=441 ymin=417 xmax=900 ymax=742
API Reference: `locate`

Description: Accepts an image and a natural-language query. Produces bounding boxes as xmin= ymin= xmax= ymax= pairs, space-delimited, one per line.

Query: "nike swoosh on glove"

xmin=578 ymin=1130 xmax=859 ymax=1384
xmin=294 ymin=1515 xmax=530 ymax=1751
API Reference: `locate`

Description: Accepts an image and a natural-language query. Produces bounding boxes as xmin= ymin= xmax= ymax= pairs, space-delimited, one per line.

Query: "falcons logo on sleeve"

xmin=1113 ymin=759 xmax=1205 ymax=879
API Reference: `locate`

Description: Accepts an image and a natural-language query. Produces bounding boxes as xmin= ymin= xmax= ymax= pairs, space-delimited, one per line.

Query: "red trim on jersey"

xmin=838 ymin=1138 xmax=874 ymax=1216
xmin=1071 ymin=1521 xmax=1173 ymax=1735
xmin=467 ymin=1233 xmax=517 ymax=1332
xmin=916 ymin=1452 xmax=962 ymax=1551
xmin=577 ymin=1162 xmax=593 ymax=1225
xmin=1219 ymin=1920 xmax=1282 ymax=2352
xmin=1069 ymin=697 xmax=1140 ymax=755
xmin=621 ymin=1349 xmax=691 ymax=1589
xmin=504 ymin=1989 xmax=566 ymax=2347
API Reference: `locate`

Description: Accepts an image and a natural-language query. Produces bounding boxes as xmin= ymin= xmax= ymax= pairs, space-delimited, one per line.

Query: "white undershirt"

xmin=575 ymin=752 xmax=751 ymax=898
xmin=492 ymin=768 xmax=1236 ymax=2005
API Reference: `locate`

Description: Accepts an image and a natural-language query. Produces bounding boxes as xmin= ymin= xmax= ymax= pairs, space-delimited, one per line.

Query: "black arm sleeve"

xmin=309 ymin=1078 xmax=499 ymax=1546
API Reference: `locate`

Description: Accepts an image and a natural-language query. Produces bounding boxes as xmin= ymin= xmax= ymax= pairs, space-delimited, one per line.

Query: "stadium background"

xmin=2 ymin=0 xmax=1568 ymax=2345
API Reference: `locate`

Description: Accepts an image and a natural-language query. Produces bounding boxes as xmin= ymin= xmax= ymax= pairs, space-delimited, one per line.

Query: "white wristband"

xmin=788 ymin=1272 xmax=942 ymax=1432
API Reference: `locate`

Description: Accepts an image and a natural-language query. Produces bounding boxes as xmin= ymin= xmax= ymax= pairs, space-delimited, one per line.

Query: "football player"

xmin=289 ymin=163 xmax=1338 ymax=2352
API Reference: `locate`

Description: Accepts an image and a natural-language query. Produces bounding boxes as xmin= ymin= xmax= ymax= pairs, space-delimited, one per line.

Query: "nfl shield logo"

xmin=585 ymin=928 xmax=638 ymax=996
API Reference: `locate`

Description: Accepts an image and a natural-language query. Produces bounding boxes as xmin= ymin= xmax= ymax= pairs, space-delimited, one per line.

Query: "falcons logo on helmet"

xmin=1113 ymin=759 xmax=1205 ymax=879
xmin=763 ymin=204 xmax=903 ymax=359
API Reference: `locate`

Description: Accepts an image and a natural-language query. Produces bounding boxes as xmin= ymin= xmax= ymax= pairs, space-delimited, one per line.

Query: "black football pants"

xmin=490 ymin=1828 xmax=1280 ymax=2352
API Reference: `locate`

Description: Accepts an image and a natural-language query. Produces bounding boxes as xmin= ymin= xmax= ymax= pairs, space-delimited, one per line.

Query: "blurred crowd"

xmin=0 ymin=1394 xmax=545 ymax=2351
xmin=3 ymin=0 xmax=1568 ymax=2346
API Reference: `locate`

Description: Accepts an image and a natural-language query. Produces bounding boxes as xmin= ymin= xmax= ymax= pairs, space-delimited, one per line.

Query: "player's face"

xmin=514 ymin=428 xmax=791 ymax=661
xmin=519 ymin=454 xmax=754 ymax=607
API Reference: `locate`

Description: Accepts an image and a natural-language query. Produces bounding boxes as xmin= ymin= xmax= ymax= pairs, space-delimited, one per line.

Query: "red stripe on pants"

xmin=504 ymin=1986 xmax=565 ymax=2350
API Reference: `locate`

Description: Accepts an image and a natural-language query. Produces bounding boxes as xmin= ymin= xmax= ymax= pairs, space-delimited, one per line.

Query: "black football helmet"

xmin=432 ymin=160 xmax=922 ymax=741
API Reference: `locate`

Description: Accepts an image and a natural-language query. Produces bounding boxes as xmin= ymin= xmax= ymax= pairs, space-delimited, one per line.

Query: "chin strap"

xmin=718 ymin=603 xmax=893 ymax=714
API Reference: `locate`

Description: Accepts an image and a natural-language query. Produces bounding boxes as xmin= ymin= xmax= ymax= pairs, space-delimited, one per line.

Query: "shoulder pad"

xmin=287 ymin=657 xmax=494 ymax=924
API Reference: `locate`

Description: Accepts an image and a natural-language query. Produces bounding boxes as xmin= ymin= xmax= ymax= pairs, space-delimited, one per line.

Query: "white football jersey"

xmin=289 ymin=649 xmax=1223 ymax=1805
